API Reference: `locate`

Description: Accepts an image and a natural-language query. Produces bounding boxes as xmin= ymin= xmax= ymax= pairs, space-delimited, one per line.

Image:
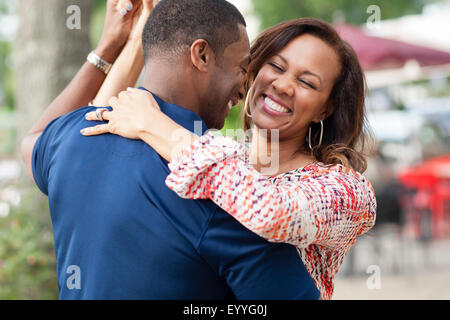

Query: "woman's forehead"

xmin=275 ymin=34 xmax=341 ymax=81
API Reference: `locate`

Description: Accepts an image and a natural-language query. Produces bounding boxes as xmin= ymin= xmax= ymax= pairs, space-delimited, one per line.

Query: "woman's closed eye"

xmin=297 ymin=78 xmax=316 ymax=90
xmin=269 ymin=62 xmax=317 ymax=90
xmin=268 ymin=62 xmax=284 ymax=72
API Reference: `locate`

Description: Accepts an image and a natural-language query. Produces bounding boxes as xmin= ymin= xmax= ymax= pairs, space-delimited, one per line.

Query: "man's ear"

xmin=190 ymin=39 xmax=214 ymax=72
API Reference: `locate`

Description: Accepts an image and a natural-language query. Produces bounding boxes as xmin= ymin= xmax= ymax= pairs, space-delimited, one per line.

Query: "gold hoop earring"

xmin=244 ymin=86 xmax=253 ymax=118
xmin=308 ymin=120 xmax=324 ymax=150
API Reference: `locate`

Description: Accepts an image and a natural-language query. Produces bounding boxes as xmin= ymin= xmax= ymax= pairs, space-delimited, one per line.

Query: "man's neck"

xmin=142 ymin=61 xmax=201 ymax=116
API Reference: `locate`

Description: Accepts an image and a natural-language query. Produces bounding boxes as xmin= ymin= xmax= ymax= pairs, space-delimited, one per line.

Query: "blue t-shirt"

xmin=32 ymin=89 xmax=320 ymax=300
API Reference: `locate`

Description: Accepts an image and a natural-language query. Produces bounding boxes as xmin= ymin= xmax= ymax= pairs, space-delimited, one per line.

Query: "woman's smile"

xmin=251 ymin=93 xmax=293 ymax=132
xmin=261 ymin=94 xmax=292 ymax=116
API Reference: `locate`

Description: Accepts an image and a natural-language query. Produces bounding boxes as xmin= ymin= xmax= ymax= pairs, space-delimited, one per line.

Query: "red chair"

xmin=398 ymin=155 xmax=450 ymax=239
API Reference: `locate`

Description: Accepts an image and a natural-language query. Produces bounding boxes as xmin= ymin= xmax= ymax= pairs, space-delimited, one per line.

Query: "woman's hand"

xmin=96 ymin=0 xmax=157 ymax=62
xmin=81 ymin=88 xmax=161 ymax=139
xmin=82 ymin=87 xmax=197 ymax=163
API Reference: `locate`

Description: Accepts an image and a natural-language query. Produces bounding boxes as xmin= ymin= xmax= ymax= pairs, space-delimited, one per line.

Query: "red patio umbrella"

xmin=335 ymin=23 xmax=450 ymax=71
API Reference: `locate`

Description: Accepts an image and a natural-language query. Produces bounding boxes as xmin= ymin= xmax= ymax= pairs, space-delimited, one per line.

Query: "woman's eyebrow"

xmin=275 ymin=54 xmax=288 ymax=64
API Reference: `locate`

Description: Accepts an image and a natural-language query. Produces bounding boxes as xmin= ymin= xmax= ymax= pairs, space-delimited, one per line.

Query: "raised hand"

xmin=96 ymin=0 xmax=154 ymax=61
xmin=91 ymin=1 xmax=159 ymax=106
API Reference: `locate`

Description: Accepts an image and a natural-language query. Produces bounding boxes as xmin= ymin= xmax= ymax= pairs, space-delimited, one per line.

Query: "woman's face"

xmin=249 ymin=34 xmax=341 ymax=142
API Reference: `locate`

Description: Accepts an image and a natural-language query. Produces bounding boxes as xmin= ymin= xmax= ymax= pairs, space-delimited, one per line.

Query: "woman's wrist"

xmin=94 ymin=40 xmax=123 ymax=64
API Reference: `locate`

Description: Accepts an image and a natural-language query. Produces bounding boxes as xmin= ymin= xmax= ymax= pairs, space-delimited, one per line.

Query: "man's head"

xmin=142 ymin=0 xmax=250 ymax=129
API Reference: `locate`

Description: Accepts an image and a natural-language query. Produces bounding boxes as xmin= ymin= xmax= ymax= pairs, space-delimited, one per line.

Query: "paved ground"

xmin=333 ymin=268 xmax=450 ymax=300
xmin=333 ymin=225 xmax=450 ymax=300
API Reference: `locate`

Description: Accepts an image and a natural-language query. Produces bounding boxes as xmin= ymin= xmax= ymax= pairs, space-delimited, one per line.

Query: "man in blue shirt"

xmin=21 ymin=0 xmax=319 ymax=299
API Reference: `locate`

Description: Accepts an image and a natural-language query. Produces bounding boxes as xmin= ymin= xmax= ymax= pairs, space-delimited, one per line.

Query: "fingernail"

xmin=80 ymin=129 xmax=86 ymax=134
xmin=120 ymin=8 xmax=127 ymax=16
xmin=125 ymin=2 xmax=133 ymax=11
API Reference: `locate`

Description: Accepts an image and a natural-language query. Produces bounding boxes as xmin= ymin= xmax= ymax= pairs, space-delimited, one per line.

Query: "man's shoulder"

xmin=60 ymin=105 xmax=98 ymax=122
xmin=40 ymin=106 xmax=98 ymax=137
xmin=58 ymin=106 xmax=102 ymax=128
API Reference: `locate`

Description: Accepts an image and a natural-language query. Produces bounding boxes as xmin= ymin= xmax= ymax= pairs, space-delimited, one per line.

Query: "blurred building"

xmin=333 ymin=4 xmax=450 ymax=244
xmin=366 ymin=2 xmax=450 ymax=52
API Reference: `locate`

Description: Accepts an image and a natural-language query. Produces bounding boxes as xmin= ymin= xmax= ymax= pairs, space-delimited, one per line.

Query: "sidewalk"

xmin=333 ymin=268 xmax=450 ymax=299
xmin=333 ymin=225 xmax=450 ymax=299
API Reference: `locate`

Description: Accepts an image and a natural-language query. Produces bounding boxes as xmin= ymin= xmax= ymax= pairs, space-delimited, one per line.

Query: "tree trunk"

xmin=9 ymin=1 xmax=94 ymax=298
xmin=14 ymin=0 xmax=93 ymax=141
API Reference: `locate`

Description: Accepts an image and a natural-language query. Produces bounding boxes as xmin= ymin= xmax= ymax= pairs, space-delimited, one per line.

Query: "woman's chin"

xmin=252 ymin=113 xmax=287 ymax=131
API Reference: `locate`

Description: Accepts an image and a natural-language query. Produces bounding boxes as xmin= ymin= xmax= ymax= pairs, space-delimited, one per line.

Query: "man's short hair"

xmin=142 ymin=0 xmax=246 ymax=62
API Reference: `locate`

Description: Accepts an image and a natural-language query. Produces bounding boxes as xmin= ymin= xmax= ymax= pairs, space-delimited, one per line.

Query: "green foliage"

xmin=0 ymin=2 xmax=8 ymax=14
xmin=0 ymin=109 xmax=16 ymax=155
xmin=0 ymin=1 xmax=15 ymax=110
xmin=0 ymin=41 xmax=14 ymax=109
xmin=252 ymin=0 xmax=437 ymax=29
xmin=222 ymin=102 xmax=244 ymax=132
xmin=91 ymin=0 xmax=108 ymax=48
xmin=0 ymin=0 xmax=57 ymax=300
xmin=0 ymin=1 xmax=110 ymax=299
xmin=0 ymin=187 xmax=58 ymax=299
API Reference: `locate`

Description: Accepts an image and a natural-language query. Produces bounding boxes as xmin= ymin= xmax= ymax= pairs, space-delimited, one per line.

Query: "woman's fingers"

xmin=80 ymin=124 xmax=111 ymax=136
xmin=82 ymin=88 xmax=158 ymax=140
xmin=85 ymin=109 xmax=111 ymax=122
xmin=84 ymin=111 xmax=97 ymax=121
xmin=117 ymin=0 xmax=135 ymax=16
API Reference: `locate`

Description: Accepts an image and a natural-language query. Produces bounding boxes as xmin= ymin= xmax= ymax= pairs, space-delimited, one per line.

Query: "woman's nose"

xmin=272 ymin=75 xmax=294 ymax=97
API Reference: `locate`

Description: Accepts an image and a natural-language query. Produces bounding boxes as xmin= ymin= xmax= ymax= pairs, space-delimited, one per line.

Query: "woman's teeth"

xmin=264 ymin=96 xmax=290 ymax=113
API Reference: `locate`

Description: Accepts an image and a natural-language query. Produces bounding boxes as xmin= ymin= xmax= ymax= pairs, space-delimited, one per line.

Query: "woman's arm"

xmin=166 ymin=136 xmax=377 ymax=249
xmin=92 ymin=39 xmax=144 ymax=107
xmin=21 ymin=0 xmax=145 ymax=179
xmin=93 ymin=0 xmax=157 ymax=106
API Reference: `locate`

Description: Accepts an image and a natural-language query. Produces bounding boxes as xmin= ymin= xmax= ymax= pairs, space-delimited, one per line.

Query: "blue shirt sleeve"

xmin=197 ymin=203 xmax=320 ymax=300
xmin=32 ymin=117 xmax=61 ymax=195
